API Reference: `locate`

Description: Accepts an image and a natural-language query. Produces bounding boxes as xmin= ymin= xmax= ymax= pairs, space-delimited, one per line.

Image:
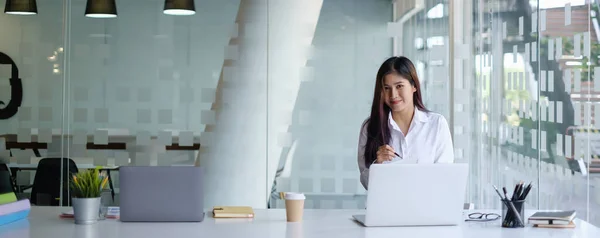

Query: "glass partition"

xmin=0 ymin=0 xmax=67 ymax=205
xmin=65 ymin=0 xmax=259 ymax=209
xmin=398 ymin=0 xmax=600 ymax=226
xmin=0 ymin=0 xmax=269 ymax=209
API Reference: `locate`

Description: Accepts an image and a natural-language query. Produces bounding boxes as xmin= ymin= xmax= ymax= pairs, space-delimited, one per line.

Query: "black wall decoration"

xmin=0 ymin=52 xmax=23 ymax=119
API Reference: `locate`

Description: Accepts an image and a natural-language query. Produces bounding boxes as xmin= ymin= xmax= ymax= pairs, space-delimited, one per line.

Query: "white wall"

xmin=265 ymin=0 xmax=324 ymax=207
xmin=197 ymin=0 xmax=270 ymax=209
xmin=272 ymin=0 xmax=393 ymax=209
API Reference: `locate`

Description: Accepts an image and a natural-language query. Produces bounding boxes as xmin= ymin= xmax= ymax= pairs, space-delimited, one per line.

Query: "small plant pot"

xmin=72 ymin=197 xmax=101 ymax=224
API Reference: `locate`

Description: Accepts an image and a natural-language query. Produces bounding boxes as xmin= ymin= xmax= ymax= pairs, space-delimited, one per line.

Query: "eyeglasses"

xmin=465 ymin=212 xmax=500 ymax=222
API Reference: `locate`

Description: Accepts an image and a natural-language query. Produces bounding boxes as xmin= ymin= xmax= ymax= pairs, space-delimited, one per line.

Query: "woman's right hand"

xmin=376 ymin=145 xmax=397 ymax=164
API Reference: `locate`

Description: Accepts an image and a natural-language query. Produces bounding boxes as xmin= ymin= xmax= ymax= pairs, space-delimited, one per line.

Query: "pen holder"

xmin=501 ymin=199 xmax=525 ymax=228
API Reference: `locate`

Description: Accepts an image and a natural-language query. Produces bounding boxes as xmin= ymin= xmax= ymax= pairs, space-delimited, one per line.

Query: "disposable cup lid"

xmin=285 ymin=192 xmax=305 ymax=200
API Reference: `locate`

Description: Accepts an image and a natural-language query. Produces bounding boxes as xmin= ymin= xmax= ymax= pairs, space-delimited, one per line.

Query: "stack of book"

xmin=0 ymin=192 xmax=30 ymax=226
xmin=528 ymin=210 xmax=576 ymax=228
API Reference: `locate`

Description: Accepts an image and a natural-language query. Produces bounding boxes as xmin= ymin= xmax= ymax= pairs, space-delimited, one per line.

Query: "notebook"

xmin=0 ymin=198 xmax=30 ymax=226
xmin=533 ymin=221 xmax=576 ymax=228
xmin=0 ymin=192 xmax=17 ymax=205
xmin=0 ymin=199 xmax=30 ymax=216
xmin=212 ymin=206 xmax=254 ymax=218
xmin=528 ymin=210 xmax=576 ymax=226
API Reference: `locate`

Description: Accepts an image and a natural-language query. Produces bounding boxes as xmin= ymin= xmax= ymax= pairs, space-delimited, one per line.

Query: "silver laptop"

xmin=119 ymin=166 xmax=205 ymax=222
xmin=353 ymin=163 xmax=468 ymax=227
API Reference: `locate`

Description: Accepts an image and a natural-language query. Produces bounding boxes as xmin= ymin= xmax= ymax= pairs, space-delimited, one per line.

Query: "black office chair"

xmin=30 ymin=158 xmax=78 ymax=206
xmin=0 ymin=163 xmax=17 ymax=194
xmin=0 ymin=172 xmax=16 ymax=196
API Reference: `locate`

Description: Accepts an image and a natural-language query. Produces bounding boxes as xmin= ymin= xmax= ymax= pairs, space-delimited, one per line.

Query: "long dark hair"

xmin=363 ymin=56 xmax=428 ymax=167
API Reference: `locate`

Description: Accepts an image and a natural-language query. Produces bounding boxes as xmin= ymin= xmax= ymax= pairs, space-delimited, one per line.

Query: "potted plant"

xmin=70 ymin=168 xmax=109 ymax=224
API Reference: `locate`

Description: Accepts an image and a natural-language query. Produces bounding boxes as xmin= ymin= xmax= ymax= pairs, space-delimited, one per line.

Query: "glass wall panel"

xmin=0 ymin=0 xmax=270 ymax=209
xmin=65 ymin=0 xmax=268 ymax=209
xmin=397 ymin=0 xmax=599 ymax=226
xmin=0 ymin=0 xmax=68 ymax=205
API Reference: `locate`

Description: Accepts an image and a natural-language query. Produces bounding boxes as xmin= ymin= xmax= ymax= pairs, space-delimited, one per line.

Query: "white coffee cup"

xmin=284 ymin=192 xmax=305 ymax=222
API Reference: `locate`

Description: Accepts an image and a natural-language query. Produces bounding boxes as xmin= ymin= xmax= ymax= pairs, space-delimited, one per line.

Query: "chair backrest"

xmin=0 ymin=171 xmax=14 ymax=195
xmin=0 ymin=163 xmax=8 ymax=172
xmin=0 ymin=163 xmax=15 ymax=194
xmin=30 ymin=158 xmax=78 ymax=206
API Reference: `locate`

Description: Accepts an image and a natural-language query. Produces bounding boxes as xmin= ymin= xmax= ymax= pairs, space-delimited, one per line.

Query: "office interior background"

xmin=0 ymin=0 xmax=599 ymax=227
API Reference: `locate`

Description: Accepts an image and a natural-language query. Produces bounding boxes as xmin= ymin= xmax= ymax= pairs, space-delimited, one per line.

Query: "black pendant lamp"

xmin=164 ymin=0 xmax=195 ymax=16
xmin=85 ymin=0 xmax=117 ymax=18
xmin=4 ymin=0 xmax=37 ymax=15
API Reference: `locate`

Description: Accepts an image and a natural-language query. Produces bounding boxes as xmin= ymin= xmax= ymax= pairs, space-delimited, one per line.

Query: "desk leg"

xmin=107 ymin=170 xmax=115 ymax=201
xmin=32 ymin=149 xmax=41 ymax=157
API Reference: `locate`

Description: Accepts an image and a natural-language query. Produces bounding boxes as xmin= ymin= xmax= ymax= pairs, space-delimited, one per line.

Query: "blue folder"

xmin=0 ymin=209 xmax=30 ymax=226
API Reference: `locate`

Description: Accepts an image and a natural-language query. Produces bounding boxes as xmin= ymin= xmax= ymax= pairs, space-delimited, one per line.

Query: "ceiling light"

xmin=85 ymin=0 xmax=117 ymax=18
xmin=164 ymin=0 xmax=195 ymax=16
xmin=4 ymin=0 xmax=37 ymax=15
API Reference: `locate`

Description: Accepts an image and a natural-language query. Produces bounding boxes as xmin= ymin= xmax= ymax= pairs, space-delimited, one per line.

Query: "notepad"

xmin=0 ymin=209 xmax=29 ymax=226
xmin=0 ymin=192 xmax=17 ymax=205
xmin=0 ymin=198 xmax=30 ymax=226
xmin=528 ymin=210 xmax=576 ymax=227
xmin=212 ymin=206 xmax=254 ymax=218
xmin=0 ymin=199 xmax=30 ymax=216
xmin=529 ymin=210 xmax=576 ymax=221
xmin=533 ymin=221 xmax=576 ymax=228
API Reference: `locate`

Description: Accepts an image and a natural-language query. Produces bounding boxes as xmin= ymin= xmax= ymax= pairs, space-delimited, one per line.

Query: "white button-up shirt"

xmin=357 ymin=108 xmax=454 ymax=189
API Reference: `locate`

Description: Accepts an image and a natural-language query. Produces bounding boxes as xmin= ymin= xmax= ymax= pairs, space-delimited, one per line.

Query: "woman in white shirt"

xmin=357 ymin=56 xmax=454 ymax=190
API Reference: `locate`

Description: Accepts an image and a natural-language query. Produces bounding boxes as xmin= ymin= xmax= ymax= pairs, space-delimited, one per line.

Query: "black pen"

xmin=493 ymin=185 xmax=511 ymax=227
xmin=501 ymin=187 xmax=512 ymax=226
xmin=502 ymin=187 xmax=511 ymax=226
xmin=519 ymin=182 xmax=533 ymax=200
xmin=511 ymin=181 xmax=522 ymax=201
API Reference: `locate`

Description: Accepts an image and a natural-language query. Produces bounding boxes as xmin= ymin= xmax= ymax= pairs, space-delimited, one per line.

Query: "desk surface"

xmin=0 ymin=207 xmax=599 ymax=238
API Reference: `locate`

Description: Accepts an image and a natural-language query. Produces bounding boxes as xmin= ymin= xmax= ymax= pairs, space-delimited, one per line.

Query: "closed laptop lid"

xmin=119 ymin=166 xmax=205 ymax=222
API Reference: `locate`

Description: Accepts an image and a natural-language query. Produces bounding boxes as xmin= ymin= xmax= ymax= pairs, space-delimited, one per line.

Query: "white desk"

xmin=0 ymin=207 xmax=599 ymax=238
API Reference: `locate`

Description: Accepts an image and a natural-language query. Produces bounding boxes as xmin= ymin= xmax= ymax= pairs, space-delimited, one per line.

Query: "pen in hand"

xmin=369 ymin=135 xmax=401 ymax=158
xmin=388 ymin=149 xmax=401 ymax=158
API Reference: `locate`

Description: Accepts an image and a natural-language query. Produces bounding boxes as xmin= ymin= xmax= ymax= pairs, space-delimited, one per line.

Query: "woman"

xmin=357 ymin=56 xmax=454 ymax=190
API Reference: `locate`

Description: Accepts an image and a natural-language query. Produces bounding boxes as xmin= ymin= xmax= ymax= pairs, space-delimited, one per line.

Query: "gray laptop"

xmin=119 ymin=166 xmax=205 ymax=222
